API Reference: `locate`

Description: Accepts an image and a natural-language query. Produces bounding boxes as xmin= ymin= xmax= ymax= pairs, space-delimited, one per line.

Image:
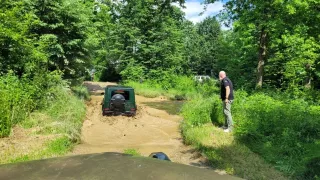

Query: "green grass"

xmin=228 ymin=92 xmax=320 ymax=179
xmin=180 ymin=91 xmax=320 ymax=179
xmin=0 ymin=85 xmax=87 ymax=165
xmin=123 ymin=148 xmax=141 ymax=156
xmin=71 ymin=85 xmax=91 ymax=100
xmin=122 ymin=75 xmax=220 ymax=100
xmin=124 ymin=81 xmax=165 ymax=98
xmin=123 ymin=80 xmax=217 ymax=101
xmin=125 ymin=79 xmax=319 ymax=179
xmin=0 ymin=75 xmax=36 ymax=137
xmin=181 ymin=123 xmax=289 ymax=180
xmin=20 ymin=85 xmax=86 ymax=143
xmin=8 ymin=136 xmax=73 ymax=164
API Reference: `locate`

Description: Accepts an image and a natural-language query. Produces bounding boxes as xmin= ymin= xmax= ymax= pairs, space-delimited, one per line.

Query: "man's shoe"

xmin=221 ymin=126 xmax=227 ymax=129
xmin=224 ymin=128 xmax=231 ymax=133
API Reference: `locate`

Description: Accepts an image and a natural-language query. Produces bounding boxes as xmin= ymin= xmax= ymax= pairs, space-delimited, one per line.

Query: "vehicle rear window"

xmin=111 ymin=90 xmax=130 ymax=100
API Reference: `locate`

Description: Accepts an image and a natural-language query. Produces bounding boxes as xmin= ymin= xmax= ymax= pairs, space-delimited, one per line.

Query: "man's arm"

xmin=225 ymin=86 xmax=230 ymax=99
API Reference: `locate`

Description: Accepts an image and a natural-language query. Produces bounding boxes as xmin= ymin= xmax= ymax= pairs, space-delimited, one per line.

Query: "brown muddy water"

xmin=70 ymin=81 xmax=211 ymax=169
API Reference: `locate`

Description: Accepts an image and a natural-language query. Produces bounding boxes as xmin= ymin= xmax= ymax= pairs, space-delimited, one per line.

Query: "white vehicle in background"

xmin=194 ymin=75 xmax=211 ymax=83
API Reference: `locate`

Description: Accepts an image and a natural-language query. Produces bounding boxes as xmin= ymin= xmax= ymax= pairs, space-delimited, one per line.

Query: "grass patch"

xmin=181 ymin=123 xmax=288 ymax=180
xmin=181 ymin=91 xmax=320 ymax=179
xmin=71 ymin=85 xmax=90 ymax=100
xmin=8 ymin=136 xmax=73 ymax=164
xmin=0 ymin=85 xmax=87 ymax=165
xmin=124 ymin=81 xmax=164 ymax=98
xmin=123 ymin=148 xmax=141 ymax=156
xmin=45 ymin=136 xmax=73 ymax=155
xmin=123 ymin=77 xmax=219 ymax=100
xmin=180 ymin=94 xmax=290 ymax=180
xmin=20 ymin=85 xmax=86 ymax=143
xmin=229 ymin=92 xmax=320 ymax=179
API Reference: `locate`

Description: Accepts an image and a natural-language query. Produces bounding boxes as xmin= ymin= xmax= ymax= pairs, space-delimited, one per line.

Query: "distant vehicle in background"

xmin=194 ymin=75 xmax=211 ymax=83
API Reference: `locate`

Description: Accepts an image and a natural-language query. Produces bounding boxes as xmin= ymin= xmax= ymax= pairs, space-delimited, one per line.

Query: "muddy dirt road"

xmin=71 ymin=81 xmax=210 ymax=168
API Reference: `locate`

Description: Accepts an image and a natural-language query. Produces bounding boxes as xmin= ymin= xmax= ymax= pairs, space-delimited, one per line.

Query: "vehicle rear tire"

xmin=110 ymin=94 xmax=126 ymax=112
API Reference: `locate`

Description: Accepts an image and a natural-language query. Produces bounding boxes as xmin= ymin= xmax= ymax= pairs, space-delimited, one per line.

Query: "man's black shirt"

xmin=220 ymin=77 xmax=234 ymax=100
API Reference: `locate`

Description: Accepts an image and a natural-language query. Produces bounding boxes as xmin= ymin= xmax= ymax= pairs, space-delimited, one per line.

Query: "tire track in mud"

xmin=70 ymin=82 xmax=211 ymax=169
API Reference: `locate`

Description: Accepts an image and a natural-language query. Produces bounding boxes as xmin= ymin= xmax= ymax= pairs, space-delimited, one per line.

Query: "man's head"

xmin=219 ymin=71 xmax=226 ymax=81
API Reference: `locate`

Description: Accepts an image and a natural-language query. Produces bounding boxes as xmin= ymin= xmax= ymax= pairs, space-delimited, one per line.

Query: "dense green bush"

xmin=181 ymin=89 xmax=320 ymax=179
xmin=0 ymin=71 xmax=69 ymax=137
xmin=71 ymin=85 xmax=90 ymax=100
xmin=32 ymin=85 xmax=86 ymax=143
xmin=0 ymin=75 xmax=35 ymax=137
xmin=124 ymin=75 xmax=218 ymax=100
xmin=181 ymin=96 xmax=216 ymax=127
xmin=230 ymin=92 xmax=320 ymax=178
xmin=120 ymin=62 xmax=146 ymax=82
xmin=124 ymin=81 xmax=164 ymax=98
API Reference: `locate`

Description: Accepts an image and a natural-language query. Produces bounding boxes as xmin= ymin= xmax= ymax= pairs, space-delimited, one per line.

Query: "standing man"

xmin=219 ymin=71 xmax=234 ymax=133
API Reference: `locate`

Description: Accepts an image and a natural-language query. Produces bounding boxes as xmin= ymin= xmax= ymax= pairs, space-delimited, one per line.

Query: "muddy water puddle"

xmin=71 ymin=82 xmax=210 ymax=169
xmin=141 ymin=101 xmax=184 ymax=115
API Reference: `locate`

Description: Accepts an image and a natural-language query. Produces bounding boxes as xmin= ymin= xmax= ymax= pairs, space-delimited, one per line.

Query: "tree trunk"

xmin=256 ymin=28 xmax=267 ymax=89
xmin=305 ymin=78 xmax=311 ymax=88
xmin=304 ymin=64 xmax=312 ymax=88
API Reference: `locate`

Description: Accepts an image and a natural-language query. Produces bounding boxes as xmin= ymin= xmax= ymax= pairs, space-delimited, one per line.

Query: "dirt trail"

xmin=71 ymin=81 xmax=210 ymax=168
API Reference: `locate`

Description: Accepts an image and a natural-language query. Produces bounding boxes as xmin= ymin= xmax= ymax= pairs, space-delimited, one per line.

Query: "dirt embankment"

xmin=70 ymin=81 xmax=210 ymax=168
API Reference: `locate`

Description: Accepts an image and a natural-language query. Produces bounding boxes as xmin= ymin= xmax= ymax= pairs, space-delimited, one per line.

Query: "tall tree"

xmin=0 ymin=0 xmax=44 ymax=76
xmin=105 ymin=0 xmax=187 ymax=80
xmin=197 ymin=17 xmax=221 ymax=76
xmin=205 ymin=0 xmax=320 ymax=91
xmin=28 ymin=0 xmax=91 ymax=78
xmin=221 ymin=0 xmax=281 ymax=88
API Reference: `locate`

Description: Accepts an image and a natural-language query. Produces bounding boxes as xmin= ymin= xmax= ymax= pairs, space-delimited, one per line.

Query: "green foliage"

xmin=181 ymin=98 xmax=288 ymax=179
xmin=46 ymin=136 xmax=73 ymax=155
xmin=120 ymin=61 xmax=146 ymax=81
xmin=124 ymin=81 xmax=164 ymax=98
xmin=1 ymin=75 xmax=86 ymax=164
xmin=0 ymin=72 xmax=60 ymax=137
xmin=0 ymin=70 xmax=87 ymax=139
xmin=1 ymin=82 xmax=86 ymax=165
xmin=71 ymin=85 xmax=90 ymax=100
xmin=123 ymin=148 xmax=141 ymax=157
xmin=0 ymin=75 xmax=29 ymax=137
xmin=181 ymin=97 xmax=215 ymax=127
xmin=29 ymin=0 xmax=91 ymax=78
xmin=1 ymin=0 xmax=320 ymax=178
xmin=203 ymin=0 xmax=320 ymax=92
xmin=181 ymin=89 xmax=320 ymax=179
xmin=229 ymin=92 xmax=320 ymax=177
xmin=0 ymin=0 xmax=93 ymax=137
xmin=23 ymin=85 xmax=86 ymax=143
xmin=301 ymin=156 xmax=320 ymax=180
xmin=180 ymin=89 xmax=320 ymax=178
xmin=7 ymin=136 xmax=75 ymax=164
xmin=0 ymin=0 xmax=44 ymax=76
xmin=91 ymin=0 xmax=189 ymax=81
xmin=124 ymin=75 xmax=217 ymax=100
